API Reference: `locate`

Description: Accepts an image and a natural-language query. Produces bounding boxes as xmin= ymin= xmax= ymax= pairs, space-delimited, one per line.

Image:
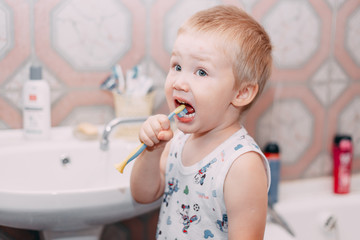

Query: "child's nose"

xmin=172 ymin=76 xmax=190 ymax=92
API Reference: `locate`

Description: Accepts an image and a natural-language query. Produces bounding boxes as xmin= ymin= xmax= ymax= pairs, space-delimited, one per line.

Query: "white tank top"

xmin=156 ymin=128 xmax=271 ymax=239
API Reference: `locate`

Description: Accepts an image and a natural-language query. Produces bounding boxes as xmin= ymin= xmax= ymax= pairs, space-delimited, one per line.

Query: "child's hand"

xmin=139 ymin=114 xmax=173 ymax=150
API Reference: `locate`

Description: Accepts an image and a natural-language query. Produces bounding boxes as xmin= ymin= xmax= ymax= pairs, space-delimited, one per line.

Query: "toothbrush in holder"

xmin=115 ymin=105 xmax=188 ymax=173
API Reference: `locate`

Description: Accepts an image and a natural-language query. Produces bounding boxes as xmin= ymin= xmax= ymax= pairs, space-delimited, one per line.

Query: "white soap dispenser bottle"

xmin=23 ymin=65 xmax=51 ymax=140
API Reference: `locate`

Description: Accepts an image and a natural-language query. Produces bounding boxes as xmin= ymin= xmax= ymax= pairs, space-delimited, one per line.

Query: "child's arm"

xmin=130 ymin=114 xmax=173 ymax=204
xmin=224 ymin=151 xmax=268 ymax=240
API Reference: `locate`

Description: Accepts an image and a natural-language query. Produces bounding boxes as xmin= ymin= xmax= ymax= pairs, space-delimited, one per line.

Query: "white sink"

xmin=264 ymin=222 xmax=295 ymax=240
xmin=0 ymin=126 xmax=160 ymax=240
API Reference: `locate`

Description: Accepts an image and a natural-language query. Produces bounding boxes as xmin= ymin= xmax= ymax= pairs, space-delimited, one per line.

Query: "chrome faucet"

xmin=100 ymin=116 xmax=147 ymax=151
xmin=267 ymin=203 xmax=295 ymax=237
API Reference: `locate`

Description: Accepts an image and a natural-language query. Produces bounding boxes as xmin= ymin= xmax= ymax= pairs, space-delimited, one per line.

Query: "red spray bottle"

xmin=333 ymin=135 xmax=353 ymax=194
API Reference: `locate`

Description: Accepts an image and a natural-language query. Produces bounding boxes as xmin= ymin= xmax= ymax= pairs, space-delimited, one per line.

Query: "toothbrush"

xmin=115 ymin=105 xmax=188 ymax=173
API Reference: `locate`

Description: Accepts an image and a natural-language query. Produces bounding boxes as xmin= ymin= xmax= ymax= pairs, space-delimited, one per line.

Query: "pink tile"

xmin=252 ymin=0 xmax=278 ymax=19
xmin=245 ymin=85 xmax=325 ymax=179
xmin=120 ymin=0 xmax=147 ymax=71
xmin=51 ymin=90 xmax=113 ymax=126
xmin=35 ymin=0 xmax=146 ymax=87
xmin=150 ymin=0 xmax=177 ymax=72
xmin=260 ymin=0 xmax=332 ymax=83
xmin=335 ymin=0 xmax=360 ymax=79
xmin=328 ymin=83 xmax=360 ymax=171
xmin=0 ymin=97 xmax=22 ymax=128
xmin=0 ymin=0 xmax=30 ymax=85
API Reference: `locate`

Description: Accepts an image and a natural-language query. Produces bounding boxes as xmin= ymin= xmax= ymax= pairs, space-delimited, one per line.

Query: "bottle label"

xmin=23 ymin=93 xmax=50 ymax=138
xmin=340 ymin=152 xmax=351 ymax=165
xmin=29 ymin=94 xmax=37 ymax=101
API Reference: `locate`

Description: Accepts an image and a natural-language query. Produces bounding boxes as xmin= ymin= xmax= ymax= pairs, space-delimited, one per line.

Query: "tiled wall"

xmin=0 ymin=0 xmax=360 ymax=178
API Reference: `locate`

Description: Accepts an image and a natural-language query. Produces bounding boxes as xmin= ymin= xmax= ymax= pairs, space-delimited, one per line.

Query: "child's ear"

xmin=232 ymin=84 xmax=259 ymax=107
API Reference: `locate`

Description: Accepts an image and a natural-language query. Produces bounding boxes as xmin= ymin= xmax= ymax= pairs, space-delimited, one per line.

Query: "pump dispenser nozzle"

xmin=30 ymin=66 xmax=42 ymax=80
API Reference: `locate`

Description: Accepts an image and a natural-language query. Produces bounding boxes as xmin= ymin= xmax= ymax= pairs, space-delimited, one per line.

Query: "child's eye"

xmin=196 ymin=69 xmax=207 ymax=77
xmin=174 ymin=64 xmax=182 ymax=72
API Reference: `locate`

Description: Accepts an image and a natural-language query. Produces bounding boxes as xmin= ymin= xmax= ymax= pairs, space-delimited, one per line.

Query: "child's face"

xmin=165 ymin=31 xmax=239 ymax=134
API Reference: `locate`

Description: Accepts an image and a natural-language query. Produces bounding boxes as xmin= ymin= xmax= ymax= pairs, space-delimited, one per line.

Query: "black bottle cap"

xmin=334 ymin=135 xmax=352 ymax=146
xmin=30 ymin=66 xmax=42 ymax=80
xmin=264 ymin=142 xmax=280 ymax=153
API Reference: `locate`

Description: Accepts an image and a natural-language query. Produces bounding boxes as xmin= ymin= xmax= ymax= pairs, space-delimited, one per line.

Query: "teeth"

xmin=182 ymin=113 xmax=195 ymax=118
xmin=175 ymin=99 xmax=195 ymax=117
xmin=177 ymin=100 xmax=186 ymax=104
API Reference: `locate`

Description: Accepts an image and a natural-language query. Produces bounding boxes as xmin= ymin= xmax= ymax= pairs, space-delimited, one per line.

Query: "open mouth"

xmin=175 ymin=99 xmax=195 ymax=119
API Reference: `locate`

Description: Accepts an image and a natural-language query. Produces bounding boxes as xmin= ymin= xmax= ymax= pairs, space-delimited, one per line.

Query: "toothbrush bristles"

xmin=177 ymin=108 xmax=188 ymax=117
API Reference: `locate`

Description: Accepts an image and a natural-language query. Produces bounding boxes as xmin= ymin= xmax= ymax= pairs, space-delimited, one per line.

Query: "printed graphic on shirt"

xmin=204 ymin=229 xmax=214 ymax=239
xmin=177 ymin=204 xmax=201 ymax=234
xmin=168 ymin=163 xmax=174 ymax=173
xmin=184 ymin=185 xmax=189 ymax=195
xmin=167 ymin=216 xmax=172 ymax=225
xmin=196 ymin=191 xmax=210 ymax=199
xmin=212 ymin=190 xmax=217 ymax=197
xmin=216 ymin=214 xmax=228 ymax=232
xmin=234 ymin=144 xmax=243 ymax=151
xmin=220 ymin=150 xmax=225 ymax=162
xmin=163 ymin=177 xmax=179 ymax=207
xmin=193 ymin=204 xmax=200 ymax=211
xmin=194 ymin=158 xmax=217 ymax=185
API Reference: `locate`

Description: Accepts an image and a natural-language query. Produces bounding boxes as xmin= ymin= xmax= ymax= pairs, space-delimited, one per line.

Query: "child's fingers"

xmin=156 ymin=115 xmax=172 ymax=141
xmin=158 ymin=115 xmax=171 ymax=131
xmin=158 ymin=129 xmax=173 ymax=142
xmin=139 ymin=115 xmax=170 ymax=147
xmin=139 ymin=127 xmax=156 ymax=147
xmin=139 ymin=120 xmax=160 ymax=147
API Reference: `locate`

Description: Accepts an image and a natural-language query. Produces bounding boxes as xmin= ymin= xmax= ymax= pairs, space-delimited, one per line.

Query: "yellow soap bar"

xmin=73 ymin=122 xmax=99 ymax=140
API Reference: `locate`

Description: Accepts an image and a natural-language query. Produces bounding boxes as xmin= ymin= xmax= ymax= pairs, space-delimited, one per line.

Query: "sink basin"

xmin=0 ymin=126 xmax=160 ymax=240
xmin=264 ymin=222 xmax=295 ymax=240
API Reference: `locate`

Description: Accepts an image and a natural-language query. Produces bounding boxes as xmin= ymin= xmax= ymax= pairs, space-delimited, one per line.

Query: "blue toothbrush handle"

xmin=126 ymin=143 xmax=147 ymax=164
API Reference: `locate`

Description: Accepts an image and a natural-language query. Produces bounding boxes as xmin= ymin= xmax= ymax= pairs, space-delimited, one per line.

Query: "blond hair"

xmin=178 ymin=5 xmax=272 ymax=111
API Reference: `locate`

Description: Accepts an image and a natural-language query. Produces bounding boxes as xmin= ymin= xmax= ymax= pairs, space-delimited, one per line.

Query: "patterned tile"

xmin=327 ymin=83 xmax=360 ymax=171
xmin=0 ymin=96 xmax=21 ymax=128
xmin=335 ymin=0 xmax=360 ymax=79
xmin=263 ymin=0 xmax=320 ymax=68
xmin=52 ymin=0 xmax=131 ymax=71
xmin=0 ymin=0 xmax=13 ymax=59
xmin=264 ymin=0 xmax=332 ymax=83
xmin=0 ymin=0 xmax=30 ymax=86
xmin=339 ymin=96 xmax=360 ymax=157
xmin=346 ymin=7 xmax=360 ymax=66
xmin=257 ymin=99 xmax=313 ymax=165
xmin=51 ymin=90 xmax=113 ymax=126
xmin=163 ymin=0 xmax=221 ymax=54
xmin=325 ymin=0 xmax=347 ymax=9
xmin=35 ymin=0 xmax=146 ymax=87
xmin=238 ymin=0 xmax=260 ymax=12
xmin=303 ymin=151 xmax=332 ymax=178
xmin=3 ymin=61 xmax=65 ymax=109
xmin=0 ymin=120 xmax=7 ymax=129
xmin=151 ymin=0 xmax=226 ymax=72
xmin=309 ymin=59 xmax=349 ymax=106
xmin=246 ymin=85 xmax=325 ymax=179
xmin=150 ymin=0 xmax=177 ymax=72
xmin=59 ymin=105 xmax=114 ymax=126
